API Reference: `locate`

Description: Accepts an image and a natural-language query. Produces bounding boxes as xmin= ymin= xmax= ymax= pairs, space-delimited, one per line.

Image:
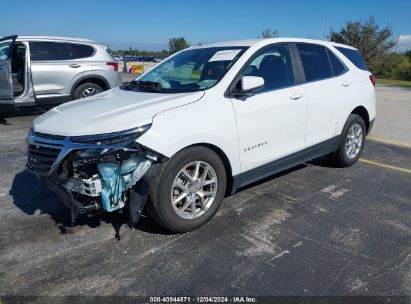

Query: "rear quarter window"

xmin=327 ymin=49 xmax=347 ymax=76
xmin=335 ymin=46 xmax=368 ymax=71
xmin=69 ymin=43 xmax=95 ymax=59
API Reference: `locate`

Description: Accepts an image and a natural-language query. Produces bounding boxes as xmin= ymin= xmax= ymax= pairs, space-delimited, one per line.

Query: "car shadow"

xmin=233 ymin=155 xmax=340 ymax=193
xmin=9 ymin=170 xmax=169 ymax=238
xmin=306 ymin=155 xmax=339 ymax=168
xmin=0 ymin=116 xmax=11 ymax=125
xmin=0 ymin=105 xmax=50 ymax=123
xmin=234 ymin=164 xmax=308 ymax=193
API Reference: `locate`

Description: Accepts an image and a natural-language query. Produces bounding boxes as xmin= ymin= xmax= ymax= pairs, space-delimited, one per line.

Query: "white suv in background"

xmin=26 ymin=38 xmax=376 ymax=232
xmin=0 ymin=35 xmax=121 ymax=110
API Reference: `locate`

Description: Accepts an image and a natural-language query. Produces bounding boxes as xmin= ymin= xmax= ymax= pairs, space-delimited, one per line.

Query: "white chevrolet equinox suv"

xmin=26 ymin=38 xmax=376 ymax=232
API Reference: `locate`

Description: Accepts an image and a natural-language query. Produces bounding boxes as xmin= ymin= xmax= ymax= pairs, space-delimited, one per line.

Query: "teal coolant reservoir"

xmin=97 ymin=163 xmax=125 ymax=212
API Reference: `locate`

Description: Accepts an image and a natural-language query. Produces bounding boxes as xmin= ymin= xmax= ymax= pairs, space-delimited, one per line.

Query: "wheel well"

xmin=189 ymin=143 xmax=234 ymax=197
xmin=351 ymin=106 xmax=370 ymax=133
xmin=73 ymin=77 xmax=109 ymax=96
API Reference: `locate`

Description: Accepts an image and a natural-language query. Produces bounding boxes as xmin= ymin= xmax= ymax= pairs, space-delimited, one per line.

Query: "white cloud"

xmin=396 ymin=34 xmax=411 ymax=52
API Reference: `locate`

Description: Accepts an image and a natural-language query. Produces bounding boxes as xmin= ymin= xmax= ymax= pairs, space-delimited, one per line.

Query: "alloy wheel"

xmin=80 ymin=87 xmax=101 ymax=98
xmin=170 ymin=161 xmax=218 ymax=220
xmin=345 ymin=123 xmax=363 ymax=159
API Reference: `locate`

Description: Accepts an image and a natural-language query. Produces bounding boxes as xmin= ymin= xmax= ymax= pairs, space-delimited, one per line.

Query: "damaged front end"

xmin=25 ymin=126 xmax=166 ymax=227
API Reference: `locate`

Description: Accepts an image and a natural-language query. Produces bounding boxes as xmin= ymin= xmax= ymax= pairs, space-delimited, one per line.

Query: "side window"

xmin=327 ymin=49 xmax=346 ymax=76
xmin=335 ymin=46 xmax=368 ymax=71
xmin=69 ymin=43 xmax=95 ymax=59
xmin=0 ymin=41 xmax=12 ymax=61
xmin=241 ymin=44 xmax=295 ymax=92
xmin=296 ymin=43 xmax=333 ymax=82
xmin=30 ymin=42 xmax=72 ymax=61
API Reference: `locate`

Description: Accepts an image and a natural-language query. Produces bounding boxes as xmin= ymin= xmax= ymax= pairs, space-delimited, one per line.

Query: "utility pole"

xmin=395 ymin=34 xmax=400 ymax=53
xmin=324 ymin=8 xmax=329 ymax=40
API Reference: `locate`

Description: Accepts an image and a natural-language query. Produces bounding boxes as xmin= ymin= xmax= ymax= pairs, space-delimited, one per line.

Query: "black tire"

xmin=73 ymin=83 xmax=103 ymax=100
xmin=330 ymin=114 xmax=366 ymax=167
xmin=147 ymin=146 xmax=227 ymax=233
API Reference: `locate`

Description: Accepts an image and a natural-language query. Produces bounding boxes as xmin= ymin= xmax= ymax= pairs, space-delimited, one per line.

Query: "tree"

xmin=259 ymin=29 xmax=279 ymax=39
xmin=382 ymin=53 xmax=411 ymax=80
xmin=329 ymin=17 xmax=395 ymax=74
xmin=169 ymin=37 xmax=190 ymax=53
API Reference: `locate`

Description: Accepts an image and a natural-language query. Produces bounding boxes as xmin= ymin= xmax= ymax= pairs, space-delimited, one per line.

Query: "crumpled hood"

xmin=33 ymin=87 xmax=205 ymax=136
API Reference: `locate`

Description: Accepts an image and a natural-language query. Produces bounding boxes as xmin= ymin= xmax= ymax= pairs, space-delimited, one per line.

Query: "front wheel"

xmin=147 ymin=146 xmax=227 ymax=233
xmin=330 ymin=114 xmax=366 ymax=167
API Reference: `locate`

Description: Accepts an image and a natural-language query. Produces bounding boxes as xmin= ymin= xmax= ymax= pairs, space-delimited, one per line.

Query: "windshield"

xmin=122 ymin=46 xmax=248 ymax=93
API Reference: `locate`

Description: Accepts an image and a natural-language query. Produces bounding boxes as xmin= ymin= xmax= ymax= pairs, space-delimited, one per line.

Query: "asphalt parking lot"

xmin=0 ymin=84 xmax=410 ymax=299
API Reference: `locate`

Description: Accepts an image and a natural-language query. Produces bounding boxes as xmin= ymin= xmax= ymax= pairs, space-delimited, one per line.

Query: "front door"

xmin=230 ymin=43 xmax=307 ymax=174
xmin=0 ymin=35 xmax=17 ymax=106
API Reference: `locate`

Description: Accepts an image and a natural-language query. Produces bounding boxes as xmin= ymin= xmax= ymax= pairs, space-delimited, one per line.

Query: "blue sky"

xmin=1 ymin=0 xmax=411 ymax=51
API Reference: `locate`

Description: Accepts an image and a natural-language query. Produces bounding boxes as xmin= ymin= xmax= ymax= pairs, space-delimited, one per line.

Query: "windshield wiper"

xmin=121 ymin=80 xmax=163 ymax=92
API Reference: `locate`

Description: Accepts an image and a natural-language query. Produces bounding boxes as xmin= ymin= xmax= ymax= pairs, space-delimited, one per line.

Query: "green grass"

xmin=377 ymin=78 xmax=411 ymax=87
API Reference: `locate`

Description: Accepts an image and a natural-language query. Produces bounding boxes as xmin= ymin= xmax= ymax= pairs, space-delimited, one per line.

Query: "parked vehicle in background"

xmin=26 ymin=38 xmax=375 ymax=232
xmin=0 ymin=35 xmax=122 ymax=110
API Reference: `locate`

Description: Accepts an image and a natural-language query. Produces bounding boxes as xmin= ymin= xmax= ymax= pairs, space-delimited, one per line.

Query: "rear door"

xmin=29 ymin=41 xmax=84 ymax=101
xmin=295 ymin=43 xmax=350 ymax=146
xmin=0 ymin=35 xmax=17 ymax=105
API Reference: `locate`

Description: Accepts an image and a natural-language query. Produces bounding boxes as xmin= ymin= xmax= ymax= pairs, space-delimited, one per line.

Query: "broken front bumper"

xmin=26 ymin=127 xmax=165 ymax=226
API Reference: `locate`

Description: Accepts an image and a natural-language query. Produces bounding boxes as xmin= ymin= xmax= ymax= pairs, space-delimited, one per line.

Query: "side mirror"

xmin=232 ymin=76 xmax=264 ymax=98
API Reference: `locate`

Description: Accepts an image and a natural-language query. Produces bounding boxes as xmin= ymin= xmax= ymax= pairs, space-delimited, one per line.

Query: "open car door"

xmin=0 ymin=35 xmax=17 ymax=109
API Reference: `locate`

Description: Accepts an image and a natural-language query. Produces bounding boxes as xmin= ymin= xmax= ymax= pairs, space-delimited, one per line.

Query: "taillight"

xmin=107 ymin=62 xmax=118 ymax=72
xmin=369 ymin=75 xmax=376 ymax=87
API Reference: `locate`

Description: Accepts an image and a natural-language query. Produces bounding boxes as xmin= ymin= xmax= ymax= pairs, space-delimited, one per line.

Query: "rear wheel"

xmin=147 ymin=146 xmax=227 ymax=233
xmin=73 ymin=83 xmax=103 ymax=99
xmin=330 ymin=114 xmax=366 ymax=167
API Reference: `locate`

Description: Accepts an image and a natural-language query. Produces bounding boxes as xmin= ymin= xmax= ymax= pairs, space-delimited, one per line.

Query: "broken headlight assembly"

xmin=70 ymin=124 xmax=151 ymax=158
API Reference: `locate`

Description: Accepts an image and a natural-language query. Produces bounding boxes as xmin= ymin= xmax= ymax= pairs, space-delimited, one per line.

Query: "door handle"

xmin=342 ymin=81 xmax=351 ymax=87
xmin=290 ymin=92 xmax=304 ymax=100
xmin=69 ymin=64 xmax=81 ymax=68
